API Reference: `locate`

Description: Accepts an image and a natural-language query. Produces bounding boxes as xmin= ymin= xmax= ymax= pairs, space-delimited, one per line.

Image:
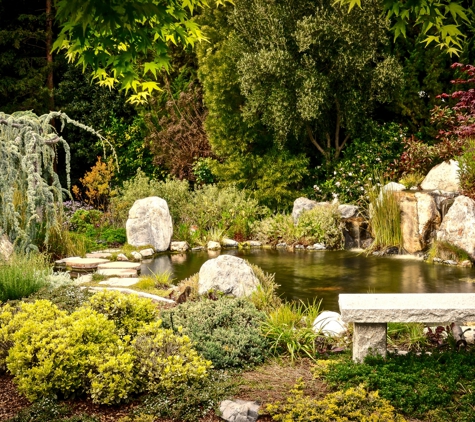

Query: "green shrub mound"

xmin=252 ymin=204 xmax=343 ymax=249
xmin=0 ymin=293 xmax=211 ymax=405
xmin=160 ymin=297 xmax=269 ymax=369
xmin=266 ymin=381 xmax=406 ymax=421
xmin=318 ymin=352 xmax=475 ymax=421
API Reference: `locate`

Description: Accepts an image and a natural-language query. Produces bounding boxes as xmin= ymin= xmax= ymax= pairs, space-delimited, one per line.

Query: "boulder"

xmin=140 ymin=248 xmax=155 ymax=258
xmin=131 ymin=251 xmax=142 ymax=261
xmin=436 ymin=195 xmax=475 ymax=260
xmin=338 ymin=204 xmax=359 ymax=219
xmin=126 ymin=197 xmax=173 ymax=252
xmin=0 ymin=234 xmax=13 ymax=261
xmin=313 ymin=311 xmax=348 ymax=337
xmin=219 ymin=400 xmax=259 ymax=422
xmin=116 ymin=253 xmax=129 ymax=261
xmin=421 ymin=160 xmax=460 ymax=192
xmin=382 ymin=182 xmax=406 ymax=193
xmin=198 ymin=255 xmax=259 ymax=297
xmin=291 ymin=197 xmax=331 ymax=223
xmin=170 ymin=241 xmax=189 ymax=252
xmin=207 ymin=241 xmax=221 ymax=250
xmin=222 ymin=238 xmax=239 ymax=247
xmin=397 ymin=191 xmax=440 ymax=253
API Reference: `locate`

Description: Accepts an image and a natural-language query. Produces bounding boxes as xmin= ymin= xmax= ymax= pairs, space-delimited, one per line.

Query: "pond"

xmin=141 ymin=249 xmax=475 ymax=312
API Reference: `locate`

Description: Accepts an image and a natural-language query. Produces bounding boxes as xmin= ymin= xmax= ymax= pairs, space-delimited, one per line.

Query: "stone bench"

xmin=339 ymin=293 xmax=475 ymax=362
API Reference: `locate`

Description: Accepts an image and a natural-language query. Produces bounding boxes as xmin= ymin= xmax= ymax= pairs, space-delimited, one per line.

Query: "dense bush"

xmin=88 ymin=290 xmax=159 ymax=337
xmin=266 ymin=381 xmax=405 ymax=421
xmin=317 ymin=351 xmax=475 ymax=421
xmin=457 ymin=138 xmax=475 ymax=200
xmin=251 ymin=205 xmax=342 ymax=249
xmin=160 ymin=297 xmax=269 ymax=369
xmin=27 ymin=285 xmax=94 ymax=313
xmin=0 ymin=293 xmax=212 ymax=405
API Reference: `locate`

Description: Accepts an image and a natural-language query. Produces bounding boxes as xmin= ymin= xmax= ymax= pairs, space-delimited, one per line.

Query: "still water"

xmin=141 ymin=249 xmax=475 ymax=312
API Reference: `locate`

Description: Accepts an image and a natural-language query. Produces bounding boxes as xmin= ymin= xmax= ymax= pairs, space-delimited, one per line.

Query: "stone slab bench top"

xmin=339 ymin=293 xmax=475 ymax=324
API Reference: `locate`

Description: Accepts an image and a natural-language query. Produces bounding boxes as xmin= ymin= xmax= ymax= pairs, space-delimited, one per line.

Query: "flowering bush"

xmin=312 ymin=123 xmax=403 ymax=205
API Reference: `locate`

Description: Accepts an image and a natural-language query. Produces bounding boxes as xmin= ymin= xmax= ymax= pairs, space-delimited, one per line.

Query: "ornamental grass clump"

xmin=367 ymin=180 xmax=402 ymax=252
xmin=262 ymin=299 xmax=324 ymax=361
xmin=0 ymin=252 xmax=51 ymax=302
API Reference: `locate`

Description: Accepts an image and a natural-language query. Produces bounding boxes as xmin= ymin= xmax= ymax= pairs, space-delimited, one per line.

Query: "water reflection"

xmin=141 ymin=250 xmax=475 ymax=311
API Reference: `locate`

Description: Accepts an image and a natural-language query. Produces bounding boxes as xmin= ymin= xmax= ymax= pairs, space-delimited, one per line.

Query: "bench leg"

xmin=353 ymin=323 xmax=387 ymax=362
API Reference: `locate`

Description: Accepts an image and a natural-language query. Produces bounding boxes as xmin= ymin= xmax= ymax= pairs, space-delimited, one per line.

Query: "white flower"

xmin=348 ymin=172 xmax=352 ymax=176
xmin=335 ymin=181 xmax=341 ymax=187
xmin=360 ymin=186 xmax=364 ymax=191
xmin=334 ymin=171 xmax=337 ymax=175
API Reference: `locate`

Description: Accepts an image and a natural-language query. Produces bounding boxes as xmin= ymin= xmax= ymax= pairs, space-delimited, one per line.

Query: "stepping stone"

xmin=97 ymin=268 xmax=138 ymax=278
xmin=99 ymin=277 xmax=140 ymax=287
xmin=86 ymin=252 xmax=112 ymax=259
xmin=55 ymin=257 xmax=110 ymax=270
xmin=97 ymin=262 xmax=141 ymax=270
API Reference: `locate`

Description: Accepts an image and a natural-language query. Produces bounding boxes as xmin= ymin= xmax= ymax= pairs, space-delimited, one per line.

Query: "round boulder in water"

xmin=198 ymin=255 xmax=259 ymax=297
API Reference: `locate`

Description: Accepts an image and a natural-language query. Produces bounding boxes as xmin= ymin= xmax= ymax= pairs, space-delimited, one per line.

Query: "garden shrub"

xmin=88 ymin=290 xmax=159 ymax=337
xmin=251 ymin=205 xmax=343 ymax=249
xmin=160 ymin=297 xmax=269 ymax=369
xmin=296 ymin=205 xmax=343 ymax=249
xmin=6 ymin=397 xmax=100 ymax=422
xmin=133 ymin=321 xmax=212 ymax=392
xmin=2 ymin=294 xmax=210 ymax=405
xmin=317 ymin=351 xmax=475 ymax=421
xmin=134 ymin=370 xmax=238 ymax=422
xmin=266 ymin=381 xmax=406 ymax=421
xmin=249 ymin=263 xmax=282 ymax=313
xmin=28 ymin=285 xmax=94 ymax=313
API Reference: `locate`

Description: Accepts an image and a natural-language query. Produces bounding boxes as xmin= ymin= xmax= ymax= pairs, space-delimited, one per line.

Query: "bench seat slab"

xmin=339 ymin=293 xmax=475 ymax=324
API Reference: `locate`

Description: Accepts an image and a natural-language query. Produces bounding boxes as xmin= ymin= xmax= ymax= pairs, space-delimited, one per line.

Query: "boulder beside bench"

xmin=339 ymin=293 xmax=475 ymax=362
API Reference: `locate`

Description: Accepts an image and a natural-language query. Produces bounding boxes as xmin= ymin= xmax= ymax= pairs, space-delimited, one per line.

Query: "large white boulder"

xmin=291 ymin=197 xmax=330 ymax=223
xmin=436 ymin=195 xmax=475 ymax=260
xmin=313 ymin=311 xmax=348 ymax=337
xmin=198 ymin=255 xmax=259 ymax=297
xmin=421 ymin=159 xmax=460 ymax=192
xmin=126 ymin=197 xmax=173 ymax=252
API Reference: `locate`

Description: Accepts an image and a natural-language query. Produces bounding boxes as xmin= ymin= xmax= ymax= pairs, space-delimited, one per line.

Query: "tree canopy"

xmin=335 ymin=0 xmax=472 ymax=55
xmin=53 ymin=0 xmax=228 ymax=104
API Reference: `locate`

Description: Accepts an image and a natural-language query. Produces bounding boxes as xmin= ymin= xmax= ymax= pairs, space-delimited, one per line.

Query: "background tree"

xmin=228 ymin=0 xmax=403 ymax=163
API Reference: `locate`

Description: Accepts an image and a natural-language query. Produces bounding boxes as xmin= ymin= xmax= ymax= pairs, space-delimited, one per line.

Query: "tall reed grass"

xmin=0 ymin=253 xmax=52 ymax=301
xmin=367 ymin=180 xmax=402 ymax=252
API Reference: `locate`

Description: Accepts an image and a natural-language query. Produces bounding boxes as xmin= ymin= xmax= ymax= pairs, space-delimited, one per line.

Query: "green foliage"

xmin=318 ymin=351 xmax=475 ymax=421
xmin=0 ymin=252 xmax=52 ymax=302
xmin=312 ymin=123 xmax=404 ymax=205
xmin=297 ymin=206 xmax=343 ymax=249
xmin=53 ymin=0 xmax=228 ymax=104
xmin=133 ymin=321 xmax=212 ymax=392
xmin=457 ymin=137 xmax=475 ymax=200
xmin=88 ymin=290 xmax=159 ymax=337
xmin=0 ymin=110 xmax=106 ymax=252
xmin=6 ymin=398 xmax=100 ymax=422
xmin=335 ymin=0 xmax=471 ymax=55
xmin=197 ymin=4 xmax=309 ymax=210
xmin=160 ymin=297 xmax=269 ymax=369
xmin=249 ymin=264 xmax=282 ymax=314
xmin=229 ymin=0 xmax=402 ymax=160
xmin=134 ymin=370 xmax=238 ymax=422
xmin=1 ymin=293 xmax=211 ymax=405
xmin=398 ymin=172 xmax=425 ymax=189
xmin=427 ymin=240 xmax=472 ymax=264
xmin=266 ymin=380 xmax=405 ymax=421
xmin=252 ymin=205 xmax=343 ymax=249
xmin=367 ymin=181 xmax=403 ymax=252
xmin=28 ymin=284 xmax=94 ymax=313
xmin=387 ymin=323 xmax=428 ymax=352
xmin=262 ymin=300 xmax=324 ymax=361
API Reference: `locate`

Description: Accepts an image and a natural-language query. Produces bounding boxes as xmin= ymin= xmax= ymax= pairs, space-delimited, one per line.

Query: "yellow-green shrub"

xmin=266 ymin=381 xmax=406 ymax=421
xmin=5 ymin=303 xmax=124 ymax=401
xmin=88 ymin=290 xmax=159 ymax=336
xmin=133 ymin=321 xmax=212 ymax=393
